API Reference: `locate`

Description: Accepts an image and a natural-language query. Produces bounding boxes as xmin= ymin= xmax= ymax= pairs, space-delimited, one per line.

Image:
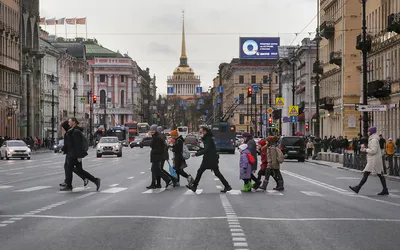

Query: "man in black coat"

xmin=61 ymin=118 xmax=100 ymax=192
xmin=147 ymin=124 xmax=175 ymax=189
xmin=59 ymin=120 xmax=88 ymax=188
xmin=155 ymin=126 xmax=177 ymax=188
xmin=187 ymin=126 xmax=232 ymax=193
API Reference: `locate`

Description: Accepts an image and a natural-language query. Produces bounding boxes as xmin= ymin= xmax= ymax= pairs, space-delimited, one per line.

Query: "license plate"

xmin=289 ymin=151 xmax=297 ymax=154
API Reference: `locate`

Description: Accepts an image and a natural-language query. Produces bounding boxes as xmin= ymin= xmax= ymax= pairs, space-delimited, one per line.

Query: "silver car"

xmin=96 ymin=137 xmax=122 ymax=158
xmin=0 ymin=140 xmax=32 ymax=160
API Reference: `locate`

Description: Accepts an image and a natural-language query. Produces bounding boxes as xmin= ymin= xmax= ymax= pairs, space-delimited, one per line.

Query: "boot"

xmin=252 ymin=180 xmax=262 ymax=190
xmin=378 ymin=175 xmax=389 ymax=195
xmin=146 ymin=183 xmax=157 ymax=189
xmin=377 ymin=188 xmax=389 ymax=195
xmin=274 ymin=180 xmax=284 ymax=191
xmin=349 ymin=185 xmax=360 ymax=194
xmin=186 ymin=183 xmax=197 ymax=193
xmin=241 ymin=183 xmax=251 ymax=192
xmin=220 ymin=186 xmax=232 ymax=193
xmin=259 ymin=180 xmax=268 ymax=191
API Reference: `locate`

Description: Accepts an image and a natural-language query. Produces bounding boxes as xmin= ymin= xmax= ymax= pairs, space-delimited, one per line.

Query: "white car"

xmin=96 ymin=136 xmax=122 ymax=158
xmin=0 ymin=140 xmax=31 ymax=160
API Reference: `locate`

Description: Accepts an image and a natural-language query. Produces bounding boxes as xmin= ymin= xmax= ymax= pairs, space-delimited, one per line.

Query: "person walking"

xmin=146 ymin=125 xmax=176 ymax=189
xmin=186 ymin=126 xmax=232 ymax=193
xmin=349 ymin=126 xmax=389 ymax=195
xmin=242 ymin=132 xmax=262 ymax=189
xmin=59 ymin=120 xmax=88 ymax=188
xmin=170 ymin=129 xmax=194 ymax=186
xmin=61 ymin=118 xmax=100 ymax=192
xmin=238 ymin=144 xmax=253 ymax=192
xmin=155 ymin=126 xmax=177 ymax=188
xmin=259 ymin=136 xmax=285 ymax=191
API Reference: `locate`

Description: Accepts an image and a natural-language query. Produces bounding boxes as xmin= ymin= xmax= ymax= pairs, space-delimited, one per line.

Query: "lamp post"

xmin=361 ymin=0 xmax=369 ymax=137
xmin=25 ymin=67 xmax=32 ymax=137
xmin=290 ymin=56 xmax=296 ymax=136
xmin=50 ymin=74 xmax=56 ymax=147
xmin=72 ymin=82 xmax=77 ymax=117
xmin=277 ymin=65 xmax=283 ymax=136
xmin=259 ymin=78 xmax=264 ymax=137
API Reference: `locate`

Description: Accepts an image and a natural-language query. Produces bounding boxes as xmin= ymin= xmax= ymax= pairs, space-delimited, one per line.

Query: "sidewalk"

xmin=306 ymin=158 xmax=400 ymax=182
xmin=31 ymin=148 xmax=53 ymax=154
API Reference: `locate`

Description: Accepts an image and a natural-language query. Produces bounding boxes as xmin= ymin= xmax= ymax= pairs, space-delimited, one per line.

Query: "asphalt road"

xmin=1 ymin=147 xmax=400 ymax=250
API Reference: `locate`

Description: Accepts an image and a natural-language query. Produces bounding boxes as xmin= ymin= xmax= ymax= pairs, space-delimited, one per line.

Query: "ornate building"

xmin=167 ymin=14 xmax=201 ymax=100
xmin=0 ymin=0 xmax=21 ymax=138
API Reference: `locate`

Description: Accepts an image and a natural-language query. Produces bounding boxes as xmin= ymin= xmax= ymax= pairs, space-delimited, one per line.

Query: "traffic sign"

xmin=252 ymin=85 xmax=259 ymax=93
xmin=290 ymin=116 xmax=298 ymax=123
xmin=267 ymin=108 xmax=273 ymax=114
xmin=288 ymin=105 xmax=299 ymax=116
xmin=263 ymin=114 xmax=267 ymax=121
xmin=282 ymin=116 xmax=289 ymax=123
xmin=276 ymin=97 xmax=284 ymax=107
xmin=217 ymin=86 xmax=224 ymax=93
xmin=357 ymin=104 xmax=387 ymax=112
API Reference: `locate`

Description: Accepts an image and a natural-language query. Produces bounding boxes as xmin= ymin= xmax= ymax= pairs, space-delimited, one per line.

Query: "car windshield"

xmin=281 ymin=137 xmax=305 ymax=147
xmin=185 ymin=136 xmax=197 ymax=144
xmin=99 ymin=137 xmax=119 ymax=143
xmin=58 ymin=139 xmax=64 ymax=144
xmin=8 ymin=141 xmax=27 ymax=147
xmin=134 ymin=137 xmax=143 ymax=142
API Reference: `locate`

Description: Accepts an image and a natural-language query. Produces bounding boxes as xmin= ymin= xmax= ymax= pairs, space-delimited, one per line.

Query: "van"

xmin=279 ymin=136 xmax=306 ymax=162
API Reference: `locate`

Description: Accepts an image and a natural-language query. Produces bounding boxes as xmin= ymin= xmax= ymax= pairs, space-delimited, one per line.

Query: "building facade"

xmin=137 ymin=67 xmax=157 ymax=123
xmin=0 ymin=0 xmax=21 ymax=138
xmin=364 ymin=0 xmax=400 ymax=139
xmin=318 ymin=0 xmax=361 ymax=138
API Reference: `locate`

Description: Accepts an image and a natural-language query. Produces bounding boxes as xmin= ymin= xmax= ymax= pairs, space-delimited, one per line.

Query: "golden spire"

xmin=179 ymin=11 xmax=188 ymax=66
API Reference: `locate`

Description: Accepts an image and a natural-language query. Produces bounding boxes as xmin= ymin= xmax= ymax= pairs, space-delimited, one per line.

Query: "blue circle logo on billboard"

xmin=242 ymin=40 xmax=258 ymax=56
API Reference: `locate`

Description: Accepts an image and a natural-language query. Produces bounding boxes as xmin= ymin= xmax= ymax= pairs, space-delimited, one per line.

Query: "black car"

xmin=130 ymin=137 xmax=152 ymax=148
xmin=279 ymin=136 xmax=306 ymax=162
xmin=184 ymin=135 xmax=201 ymax=151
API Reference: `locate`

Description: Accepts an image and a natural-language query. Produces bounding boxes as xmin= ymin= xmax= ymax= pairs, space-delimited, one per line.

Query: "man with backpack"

xmin=61 ymin=117 xmax=101 ymax=192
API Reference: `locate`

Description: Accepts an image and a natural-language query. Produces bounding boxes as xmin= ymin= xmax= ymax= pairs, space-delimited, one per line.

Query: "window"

xmin=251 ymin=95 xmax=256 ymax=104
xmin=239 ymin=75 xmax=244 ymax=84
xmin=86 ymin=74 xmax=90 ymax=82
xmin=263 ymin=94 xmax=268 ymax=104
xmin=239 ymin=94 xmax=244 ymax=104
xmin=121 ymin=75 xmax=125 ymax=82
xmin=99 ymin=75 xmax=105 ymax=82
xmin=251 ymin=75 xmax=256 ymax=84
xmin=239 ymin=114 xmax=245 ymax=124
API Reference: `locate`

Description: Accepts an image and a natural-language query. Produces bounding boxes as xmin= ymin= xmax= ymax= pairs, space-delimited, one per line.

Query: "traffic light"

xmin=305 ymin=122 xmax=309 ymax=131
xmin=247 ymin=87 xmax=253 ymax=97
xmin=93 ymin=95 xmax=97 ymax=103
xmin=268 ymin=117 xmax=273 ymax=124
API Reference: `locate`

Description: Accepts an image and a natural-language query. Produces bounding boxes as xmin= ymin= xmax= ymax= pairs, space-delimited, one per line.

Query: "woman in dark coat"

xmin=170 ymin=130 xmax=194 ymax=186
xmin=186 ymin=126 xmax=232 ymax=193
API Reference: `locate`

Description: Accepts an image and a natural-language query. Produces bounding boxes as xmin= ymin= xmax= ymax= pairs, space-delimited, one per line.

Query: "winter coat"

xmin=172 ymin=136 xmax=186 ymax=169
xmin=64 ymin=126 xmax=88 ymax=159
xmin=159 ymin=133 xmax=169 ymax=160
xmin=150 ymin=132 xmax=165 ymax=163
xmin=386 ymin=141 xmax=395 ymax=155
xmin=266 ymin=146 xmax=284 ymax=169
xmin=363 ymin=133 xmax=384 ymax=174
xmin=195 ymin=132 xmax=219 ymax=169
xmin=245 ymin=137 xmax=258 ymax=171
xmin=259 ymin=147 xmax=267 ymax=171
xmin=239 ymin=149 xmax=252 ymax=180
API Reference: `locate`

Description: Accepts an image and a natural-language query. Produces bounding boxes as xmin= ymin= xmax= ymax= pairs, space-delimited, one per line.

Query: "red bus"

xmin=124 ymin=121 xmax=138 ymax=142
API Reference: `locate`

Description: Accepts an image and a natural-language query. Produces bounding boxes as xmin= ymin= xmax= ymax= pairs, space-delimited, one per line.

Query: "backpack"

xmin=182 ymin=143 xmax=190 ymax=160
xmin=247 ymin=153 xmax=255 ymax=164
xmin=274 ymin=147 xmax=284 ymax=164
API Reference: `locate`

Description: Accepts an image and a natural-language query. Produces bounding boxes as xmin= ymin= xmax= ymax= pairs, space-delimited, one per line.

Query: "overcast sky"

xmin=40 ymin=0 xmax=317 ymax=95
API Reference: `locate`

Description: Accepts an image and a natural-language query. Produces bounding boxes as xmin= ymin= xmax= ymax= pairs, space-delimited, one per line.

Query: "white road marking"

xmin=266 ymin=190 xmax=284 ymax=196
xmin=389 ymin=194 xmax=400 ymax=198
xmin=59 ymin=187 xmax=92 ymax=193
xmin=101 ymin=187 xmax=127 ymax=194
xmin=15 ymin=186 xmax=52 ymax=192
xmin=142 ymin=188 xmax=166 ymax=194
xmin=109 ymin=184 xmax=119 ymax=187
xmin=234 ymin=242 xmax=248 ymax=247
xmin=0 ymin=185 xmax=12 ymax=189
xmin=336 ymin=177 xmax=360 ymax=180
xmin=1 ymin=220 xmax=15 ymax=224
xmin=140 ymin=172 xmax=145 ymax=174
xmin=184 ymin=189 xmax=203 ymax=195
xmin=127 ymin=177 xmax=135 ymax=179
xmin=6 ymin=172 xmax=22 ymax=175
xmin=214 ymin=178 xmax=219 ymax=181
xmin=9 ymin=218 xmax=23 ymax=220
xmin=227 ymin=190 xmax=241 ymax=195
xmin=301 ymin=191 xmax=324 ymax=197
xmin=216 ymin=185 xmax=222 ymax=189
xmin=0 ymin=224 xmax=7 ymax=227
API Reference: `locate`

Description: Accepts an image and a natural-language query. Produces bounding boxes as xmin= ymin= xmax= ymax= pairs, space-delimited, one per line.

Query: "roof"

xmin=84 ymin=43 xmax=123 ymax=60
xmin=52 ymin=43 xmax=86 ymax=59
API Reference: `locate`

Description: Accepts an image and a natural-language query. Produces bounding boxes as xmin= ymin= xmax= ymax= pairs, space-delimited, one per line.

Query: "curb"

xmin=31 ymin=150 xmax=53 ymax=154
xmin=306 ymin=160 xmax=400 ymax=182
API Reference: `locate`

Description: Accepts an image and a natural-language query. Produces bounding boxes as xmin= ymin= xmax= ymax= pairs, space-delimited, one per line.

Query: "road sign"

xmin=217 ymin=86 xmax=224 ymax=93
xmin=267 ymin=108 xmax=273 ymax=114
xmin=252 ymin=85 xmax=259 ymax=93
xmin=282 ymin=116 xmax=289 ymax=123
xmin=263 ymin=114 xmax=267 ymax=121
xmin=288 ymin=105 xmax=299 ymax=116
xmin=290 ymin=116 xmax=298 ymax=123
xmin=276 ymin=97 xmax=284 ymax=107
xmin=357 ymin=104 xmax=387 ymax=112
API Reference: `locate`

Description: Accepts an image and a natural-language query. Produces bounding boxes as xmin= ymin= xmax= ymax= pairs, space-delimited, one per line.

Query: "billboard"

xmin=239 ymin=37 xmax=280 ymax=59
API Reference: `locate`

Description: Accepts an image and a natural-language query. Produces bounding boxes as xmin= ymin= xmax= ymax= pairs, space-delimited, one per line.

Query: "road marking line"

xmin=9 ymin=218 xmax=22 ymax=220
xmin=0 ymin=185 xmax=12 ymax=189
xmin=184 ymin=189 xmax=203 ymax=195
xmin=227 ymin=190 xmax=241 ymax=195
xmin=140 ymin=172 xmax=145 ymax=174
xmin=230 ymin=228 xmax=243 ymax=232
xmin=266 ymin=190 xmax=284 ymax=196
xmin=6 ymin=172 xmax=23 ymax=175
xmin=127 ymin=177 xmax=135 ymax=179
xmin=234 ymin=242 xmax=248 ymax=247
xmin=214 ymin=178 xmax=219 ymax=181
xmin=389 ymin=194 xmax=400 ymax=198
xmin=301 ymin=191 xmax=324 ymax=197
xmin=232 ymin=237 xmax=246 ymax=241
xmin=58 ymin=187 xmax=92 ymax=193
xmin=101 ymin=187 xmax=127 ymax=194
xmin=232 ymin=233 xmax=245 ymax=237
xmin=1 ymin=221 xmax=15 ymax=224
xmin=109 ymin=184 xmax=119 ymax=187
xmin=216 ymin=185 xmax=222 ymax=189
xmin=15 ymin=186 xmax=52 ymax=192
xmin=336 ymin=177 xmax=360 ymax=180
xmin=0 ymin=224 xmax=7 ymax=227
xmin=142 ymin=188 xmax=166 ymax=194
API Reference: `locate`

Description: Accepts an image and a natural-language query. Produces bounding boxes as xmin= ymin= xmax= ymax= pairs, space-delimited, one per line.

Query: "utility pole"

xmin=218 ymin=65 xmax=223 ymax=122
xmin=72 ymin=82 xmax=77 ymax=117
xmin=361 ymin=0 xmax=369 ymax=137
xmin=250 ymin=86 xmax=253 ymax=136
xmin=278 ymin=66 xmax=283 ymax=136
xmin=259 ymin=78 xmax=264 ymax=137
xmin=246 ymin=85 xmax=249 ymax=132
xmin=254 ymin=84 xmax=257 ymax=136
xmin=88 ymin=90 xmax=93 ymax=146
xmin=268 ymin=74 xmax=272 ymax=136
xmin=291 ymin=57 xmax=296 ymax=136
xmin=50 ymin=74 xmax=55 ymax=146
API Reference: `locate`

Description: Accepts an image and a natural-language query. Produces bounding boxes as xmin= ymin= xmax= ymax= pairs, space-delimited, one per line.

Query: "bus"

xmin=211 ymin=122 xmax=236 ymax=154
xmin=124 ymin=121 xmax=138 ymax=142
xmin=177 ymin=126 xmax=189 ymax=138
xmin=137 ymin=123 xmax=150 ymax=136
xmin=106 ymin=126 xmax=129 ymax=146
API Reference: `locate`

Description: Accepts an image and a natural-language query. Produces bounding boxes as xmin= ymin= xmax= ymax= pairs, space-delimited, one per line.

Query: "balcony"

xmin=367 ymin=80 xmax=391 ymax=99
xmin=320 ymin=21 xmax=335 ymax=39
xmin=319 ymin=97 xmax=334 ymax=110
xmin=329 ymin=51 xmax=342 ymax=66
xmin=387 ymin=13 xmax=400 ymax=34
xmin=356 ymin=34 xmax=372 ymax=52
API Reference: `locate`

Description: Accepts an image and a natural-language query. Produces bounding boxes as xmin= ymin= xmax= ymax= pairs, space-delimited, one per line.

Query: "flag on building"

xmin=45 ymin=18 xmax=56 ymax=25
xmin=56 ymin=18 xmax=65 ymax=25
xmin=76 ymin=17 xmax=86 ymax=25
xmin=66 ymin=18 xmax=76 ymax=25
xmin=39 ymin=17 xmax=45 ymax=25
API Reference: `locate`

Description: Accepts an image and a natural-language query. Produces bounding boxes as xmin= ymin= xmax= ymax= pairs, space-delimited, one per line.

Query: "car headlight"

xmin=8 ymin=149 xmax=14 ymax=153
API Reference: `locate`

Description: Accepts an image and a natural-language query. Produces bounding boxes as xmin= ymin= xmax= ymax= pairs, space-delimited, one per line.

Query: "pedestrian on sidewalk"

xmin=169 ymin=129 xmax=194 ymax=187
xmin=238 ymin=144 xmax=253 ymax=192
xmin=186 ymin=126 xmax=232 ymax=193
xmin=59 ymin=120 xmax=88 ymax=188
xmin=349 ymin=126 xmax=389 ymax=195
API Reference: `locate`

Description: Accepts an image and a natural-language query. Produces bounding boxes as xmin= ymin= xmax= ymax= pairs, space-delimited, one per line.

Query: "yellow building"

xmin=219 ymin=59 xmax=278 ymax=135
xmin=166 ymin=14 xmax=201 ymax=101
xmin=364 ymin=0 xmax=400 ymax=139
xmin=319 ymin=0 xmax=362 ymax=138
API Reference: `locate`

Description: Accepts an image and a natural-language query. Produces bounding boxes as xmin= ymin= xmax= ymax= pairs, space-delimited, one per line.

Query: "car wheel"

xmin=54 ymin=150 xmax=57 ymax=153
xmin=21 ymin=157 xmax=24 ymax=160
xmin=27 ymin=157 xmax=31 ymax=160
xmin=140 ymin=144 xmax=143 ymax=148
xmin=117 ymin=153 xmax=122 ymax=157
xmin=6 ymin=157 xmax=10 ymax=160
xmin=130 ymin=144 xmax=134 ymax=148
xmin=298 ymin=158 xmax=305 ymax=162
xmin=97 ymin=154 xmax=102 ymax=158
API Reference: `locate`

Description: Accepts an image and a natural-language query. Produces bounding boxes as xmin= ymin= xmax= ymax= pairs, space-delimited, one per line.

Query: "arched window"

xmin=120 ymin=90 xmax=125 ymax=108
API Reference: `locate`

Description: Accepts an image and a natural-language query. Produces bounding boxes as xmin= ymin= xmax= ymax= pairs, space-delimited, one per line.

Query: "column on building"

xmin=94 ymin=74 xmax=98 ymax=96
xmin=114 ymin=75 xmax=119 ymax=106
xmin=128 ymin=77 xmax=132 ymax=105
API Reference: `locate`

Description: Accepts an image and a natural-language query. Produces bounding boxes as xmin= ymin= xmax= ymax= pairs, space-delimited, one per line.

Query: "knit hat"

xmin=238 ymin=144 xmax=248 ymax=152
xmin=170 ymin=130 xmax=179 ymax=137
xmin=258 ymin=139 xmax=267 ymax=146
xmin=266 ymin=136 xmax=275 ymax=143
xmin=368 ymin=126 xmax=377 ymax=134
xmin=242 ymin=132 xmax=251 ymax=138
xmin=389 ymin=138 xmax=393 ymax=141
xmin=156 ymin=126 xmax=163 ymax=133
xmin=150 ymin=124 xmax=158 ymax=131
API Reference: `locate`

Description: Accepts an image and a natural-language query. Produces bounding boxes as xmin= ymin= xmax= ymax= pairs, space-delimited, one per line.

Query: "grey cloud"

xmin=147 ymin=42 xmax=177 ymax=56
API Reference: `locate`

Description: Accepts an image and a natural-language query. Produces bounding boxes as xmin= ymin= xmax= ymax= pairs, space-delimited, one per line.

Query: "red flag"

xmin=39 ymin=17 xmax=45 ymax=25
xmin=66 ymin=18 xmax=76 ymax=25
xmin=76 ymin=17 xmax=86 ymax=25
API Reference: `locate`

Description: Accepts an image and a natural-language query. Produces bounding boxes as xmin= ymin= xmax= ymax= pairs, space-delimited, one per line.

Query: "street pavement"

xmin=1 ymin=147 xmax=400 ymax=249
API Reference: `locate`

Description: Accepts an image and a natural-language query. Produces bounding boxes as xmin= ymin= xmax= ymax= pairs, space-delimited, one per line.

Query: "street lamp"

xmin=50 ymin=74 xmax=56 ymax=146
xmin=290 ymin=56 xmax=296 ymax=136
xmin=259 ymin=78 xmax=264 ymax=137
xmin=72 ymin=82 xmax=77 ymax=117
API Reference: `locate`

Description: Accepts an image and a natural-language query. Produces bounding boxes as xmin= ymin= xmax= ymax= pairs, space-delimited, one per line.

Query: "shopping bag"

xmin=168 ymin=161 xmax=177 ymax=177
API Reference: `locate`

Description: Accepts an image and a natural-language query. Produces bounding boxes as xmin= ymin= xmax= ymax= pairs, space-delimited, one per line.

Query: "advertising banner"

xmin=239 ymin=37 xmax=280 ymax=59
